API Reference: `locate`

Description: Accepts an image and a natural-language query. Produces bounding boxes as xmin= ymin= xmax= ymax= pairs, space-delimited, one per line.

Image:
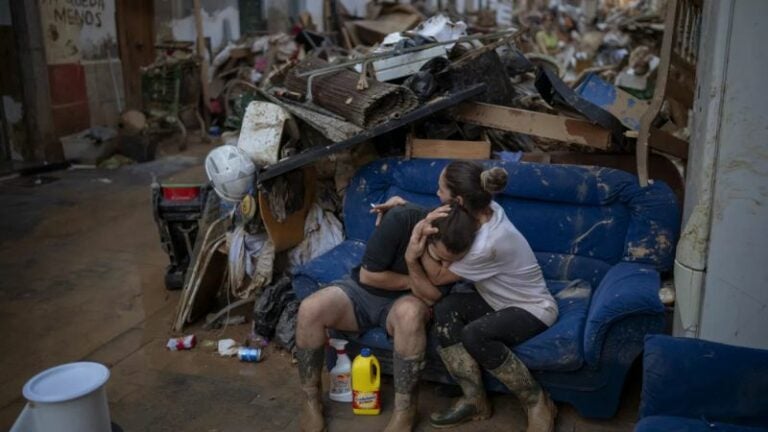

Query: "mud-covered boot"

xmin=430 ymin=344 xmax=492 ymax=428
xmin=488 ymin=349 xmax=556 ymax=432
xmin=296 ymin=347 xmax=326 ymax=432
xmin=383 ymin=352 xmax=425 ymax=432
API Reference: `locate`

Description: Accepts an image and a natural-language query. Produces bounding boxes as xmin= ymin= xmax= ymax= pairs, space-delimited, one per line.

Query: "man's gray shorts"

xmin=331 ymin=276 xmax=406 ymax=332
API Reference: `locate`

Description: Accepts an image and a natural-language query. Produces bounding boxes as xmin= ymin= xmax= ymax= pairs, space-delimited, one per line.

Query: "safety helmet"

xmin=204 ymin=145 xmax=256 ymax=202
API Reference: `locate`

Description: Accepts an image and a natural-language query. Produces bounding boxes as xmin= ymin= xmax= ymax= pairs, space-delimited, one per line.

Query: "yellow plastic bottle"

xmin=352 ymin=348 xmax=381 ymax=415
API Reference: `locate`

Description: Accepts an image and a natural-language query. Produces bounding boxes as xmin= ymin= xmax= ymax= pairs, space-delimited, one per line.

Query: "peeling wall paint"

xmin=2 ymin=95 xmax=25 ymax=160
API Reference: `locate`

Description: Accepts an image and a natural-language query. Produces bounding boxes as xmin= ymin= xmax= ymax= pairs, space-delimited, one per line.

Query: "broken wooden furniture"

xmin=256 ymin=83 xmax=486 ymax=185
xmin=292 ymin=157 xmax=681 ymax=419
xmin=636 ymin=0 xmax=701 ymax=186
xmin=636 ymin=335 xmax=768 ymax=431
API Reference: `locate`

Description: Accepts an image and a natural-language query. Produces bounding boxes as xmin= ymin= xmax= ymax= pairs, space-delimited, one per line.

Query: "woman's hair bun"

xmin=480 ymin=167 xmax=508 ymax=194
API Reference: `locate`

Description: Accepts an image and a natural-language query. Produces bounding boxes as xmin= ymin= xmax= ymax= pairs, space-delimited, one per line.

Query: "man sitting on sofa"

xmin=295 ymin=203 xmax=476 ymax=432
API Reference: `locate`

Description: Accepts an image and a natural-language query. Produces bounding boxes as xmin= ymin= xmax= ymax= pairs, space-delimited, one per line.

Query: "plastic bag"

xmin=275 ymin=299 xmax=299 ymax=352
xmin=252 ymin=276 xmax=294 ymax=338
xmin=288 ymin=204 xmax=343 ymax=269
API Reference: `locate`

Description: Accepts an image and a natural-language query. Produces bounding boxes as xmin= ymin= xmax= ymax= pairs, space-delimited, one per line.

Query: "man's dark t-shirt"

xmin=350 ymin=204 xmax=428 ymax=297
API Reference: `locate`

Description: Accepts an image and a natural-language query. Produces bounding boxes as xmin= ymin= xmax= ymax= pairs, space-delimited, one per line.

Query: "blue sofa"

xmin=293 ymin=157 xmax=680 ymax=418
xmin=636 ymin=335 xmax=768 ymax=431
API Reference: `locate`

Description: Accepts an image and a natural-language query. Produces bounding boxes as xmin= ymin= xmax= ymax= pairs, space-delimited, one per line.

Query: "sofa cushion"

xmin=292 ymin=240 xmax=366 ymax=300
xmin=348 ymin=279 xmax=591 ymax=372
xmin=514 ymin=280 xmax=591 ymax=371
xmin=635 ymin=416 xmax=768 ymax=432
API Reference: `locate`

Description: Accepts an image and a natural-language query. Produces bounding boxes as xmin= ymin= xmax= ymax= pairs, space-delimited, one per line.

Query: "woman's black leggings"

xmin=433 ymin=292 xmax=548 ymax=370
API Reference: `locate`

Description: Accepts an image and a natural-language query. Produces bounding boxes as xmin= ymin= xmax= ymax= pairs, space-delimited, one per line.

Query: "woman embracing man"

xmin=373 ymin=160 xmax=558 ymax=432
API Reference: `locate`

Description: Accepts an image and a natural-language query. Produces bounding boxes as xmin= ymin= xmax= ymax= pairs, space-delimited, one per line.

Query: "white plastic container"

xmin=328 ymin=339 xmax=353 ymax=403
xmin=11 ymin=362 xmax=112 ymax=432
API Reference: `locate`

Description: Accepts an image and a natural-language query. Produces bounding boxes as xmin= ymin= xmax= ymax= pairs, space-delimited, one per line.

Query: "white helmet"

xmin=205 ymin=145 xmax=256 ymax=202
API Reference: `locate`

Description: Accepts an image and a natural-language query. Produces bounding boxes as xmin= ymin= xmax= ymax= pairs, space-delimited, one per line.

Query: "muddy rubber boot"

xmin=525 ymin=391 xmax=557 ymax=432
xmin=488 ymin=349 xmax=556 ymax=432
xmin=383 ymin=392 xmax=418 ymax=432
xmin=383 ymin=352 xmax=425 ymax=432
xmin=296 ymin=347 xmax=326 ymax=432
xmin=430 ymin=344 xmax=492 ymax=428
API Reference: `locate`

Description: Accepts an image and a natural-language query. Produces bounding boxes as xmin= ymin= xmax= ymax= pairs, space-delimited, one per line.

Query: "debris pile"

xmin=164 ymin=0 xmax=691 ymax=357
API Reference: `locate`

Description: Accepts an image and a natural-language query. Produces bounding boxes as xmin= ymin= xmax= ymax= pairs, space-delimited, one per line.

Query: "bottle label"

xmin=353 ymin=390 xmax=380 ymax=410
xmin=331 ymin=373 xmax=351 ymax=394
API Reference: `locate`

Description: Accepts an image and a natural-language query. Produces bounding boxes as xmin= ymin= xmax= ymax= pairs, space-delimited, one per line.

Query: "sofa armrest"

xmin=292 ymin=240 xmax=366 ymax=300
xmin=583 ymin=262 xmax=664 ymax=366
xmin=640 ymin=335 xmax=768 ymax=427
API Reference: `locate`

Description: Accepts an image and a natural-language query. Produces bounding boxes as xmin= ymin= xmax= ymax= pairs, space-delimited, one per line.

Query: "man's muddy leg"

xmin=296 ymin=287 xmax=358 ymax=432
xmin=383 ymin=295 xmax=430 ymax=432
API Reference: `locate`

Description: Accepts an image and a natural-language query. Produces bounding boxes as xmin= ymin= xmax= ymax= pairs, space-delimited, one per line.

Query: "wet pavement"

xmin=0 ymin=141 xmax=639 ymax=431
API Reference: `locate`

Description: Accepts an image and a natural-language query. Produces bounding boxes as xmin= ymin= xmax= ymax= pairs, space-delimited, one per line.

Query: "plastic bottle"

xmin=352 ymin=348 xmax=381 ymax=415
xmin=328 ymin=339 xmax=352 ymax=402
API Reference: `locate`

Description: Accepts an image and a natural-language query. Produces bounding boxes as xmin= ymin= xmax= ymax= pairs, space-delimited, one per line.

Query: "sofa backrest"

xmin=344 ymin=158 xmax=680 ymax=283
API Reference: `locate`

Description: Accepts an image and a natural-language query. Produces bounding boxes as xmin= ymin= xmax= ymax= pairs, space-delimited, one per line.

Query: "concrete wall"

xmin=38 ymin=0 xmax=124 ymax=134
xmin=696 ymin=0 xmax=768 ymax=349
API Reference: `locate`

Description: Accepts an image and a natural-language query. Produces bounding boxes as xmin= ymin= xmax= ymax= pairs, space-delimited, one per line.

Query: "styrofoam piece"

xmin=13 ymin=362 xmax=112 ymax=432
xmin=237 ymin=101 xmax=290 ymax=166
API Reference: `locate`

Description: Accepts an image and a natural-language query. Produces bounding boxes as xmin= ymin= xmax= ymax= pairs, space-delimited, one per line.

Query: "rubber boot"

xmin=488 ymin=350 xmax=556 ymax=432
xmin=383 ymin=352 xmax=425 ymax=432
xmin=430 ymin=344 xmax=492 ymax=428
xmin=296 ymin=347 xmax=326 ymax=432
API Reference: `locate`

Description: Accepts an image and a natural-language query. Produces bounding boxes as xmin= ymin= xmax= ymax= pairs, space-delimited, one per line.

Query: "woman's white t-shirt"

xmin=449 ymin=201 xmax=559 ymax=326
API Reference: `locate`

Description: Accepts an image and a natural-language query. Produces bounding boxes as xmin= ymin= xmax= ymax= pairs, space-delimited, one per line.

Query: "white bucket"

xmin=11 ymin=362 xmax=112 ymax=432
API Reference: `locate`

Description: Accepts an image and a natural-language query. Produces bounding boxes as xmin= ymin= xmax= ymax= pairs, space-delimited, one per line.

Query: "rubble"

xmin=167 ymin=0 xmax=683 ymax=350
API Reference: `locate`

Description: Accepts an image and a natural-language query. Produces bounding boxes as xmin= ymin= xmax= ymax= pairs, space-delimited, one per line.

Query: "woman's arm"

xmin=421 ymin=253 xmax=462 ymax=286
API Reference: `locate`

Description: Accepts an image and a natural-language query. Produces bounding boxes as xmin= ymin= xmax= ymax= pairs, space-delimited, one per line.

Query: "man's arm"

xmin=359 ymin=268 xmax=410 ymax=291
xmin=404 ymin=219 xmax=445 ymax=306
xmin=420 ymin=253 xmax=462 ymax=286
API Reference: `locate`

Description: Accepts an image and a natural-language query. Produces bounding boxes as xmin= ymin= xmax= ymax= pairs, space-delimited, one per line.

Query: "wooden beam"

xmin=451 ymin=102 xmax=612 ymax=150
xmin=193 ymin=0 xmax=211 ymax=113
xmin=9 ymin=0 xmax=61 ymax=161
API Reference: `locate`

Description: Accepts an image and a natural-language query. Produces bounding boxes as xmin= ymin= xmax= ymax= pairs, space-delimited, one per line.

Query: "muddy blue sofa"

xmin=636 ymin=335 xmax=768 ymax=431
xmin=292 ymin=157 xmax=680 ymax=418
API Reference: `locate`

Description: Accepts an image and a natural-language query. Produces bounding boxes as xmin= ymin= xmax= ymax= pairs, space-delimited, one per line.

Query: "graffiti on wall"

xmin=39 ymin=0 xmax=117 ymax=64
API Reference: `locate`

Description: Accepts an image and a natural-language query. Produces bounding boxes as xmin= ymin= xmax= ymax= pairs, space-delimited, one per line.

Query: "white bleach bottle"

xmin=328 ymin=339 xmax=353 ymax=402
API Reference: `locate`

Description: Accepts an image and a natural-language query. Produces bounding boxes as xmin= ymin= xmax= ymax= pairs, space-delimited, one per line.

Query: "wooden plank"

xmin=637 ymin=0 xmax=679 ymax=186
xmin=407 ymin=137 xmax=491 ymax=160
xmin=451 ymin=102 xmax=612 ymax=150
